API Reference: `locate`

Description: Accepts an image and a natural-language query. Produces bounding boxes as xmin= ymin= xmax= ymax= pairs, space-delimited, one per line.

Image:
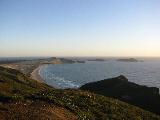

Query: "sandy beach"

xmin=30 ymin=65 xmax=44 ymax=83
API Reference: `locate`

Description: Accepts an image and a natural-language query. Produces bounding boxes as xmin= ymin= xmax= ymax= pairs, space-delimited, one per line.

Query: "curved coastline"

xmin=30 ymin=65 xmax=45 ymax=83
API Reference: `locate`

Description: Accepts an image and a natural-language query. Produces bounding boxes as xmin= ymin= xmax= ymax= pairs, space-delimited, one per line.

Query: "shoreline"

xmin=30 ymin=65 xmax=45 ymax=83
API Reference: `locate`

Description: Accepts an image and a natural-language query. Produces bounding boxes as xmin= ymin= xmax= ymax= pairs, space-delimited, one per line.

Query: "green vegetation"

xmin=80 ymin=75 xmax=160 ymax=115
xmin=0 ymin=66 xmax=160 ymax=120
xmin=0 ymin=66 xmax=51 ymax=96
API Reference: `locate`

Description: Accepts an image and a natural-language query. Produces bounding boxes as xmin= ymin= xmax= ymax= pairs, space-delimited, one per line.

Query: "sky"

xmin=0 ymin=0 xmax=160 ymax=57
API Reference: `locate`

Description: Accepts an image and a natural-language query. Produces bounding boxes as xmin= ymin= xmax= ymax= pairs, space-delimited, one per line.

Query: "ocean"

xmin=40 ymin=59 xmax=160 ymax=89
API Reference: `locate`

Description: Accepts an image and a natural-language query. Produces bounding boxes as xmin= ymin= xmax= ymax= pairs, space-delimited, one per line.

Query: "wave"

xmin=40 ymin=68 xmax=79 ymax=88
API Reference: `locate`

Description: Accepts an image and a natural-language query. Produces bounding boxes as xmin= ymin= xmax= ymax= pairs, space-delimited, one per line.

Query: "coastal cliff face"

xmin=80 ymin=75 xmax=160 ymax=115
xmin=0 ymin=67 xmax=160 ymax=120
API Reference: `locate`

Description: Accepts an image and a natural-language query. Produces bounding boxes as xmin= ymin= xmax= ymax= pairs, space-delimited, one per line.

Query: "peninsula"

xmin=80 ymin=75 xmax=160 ymax=115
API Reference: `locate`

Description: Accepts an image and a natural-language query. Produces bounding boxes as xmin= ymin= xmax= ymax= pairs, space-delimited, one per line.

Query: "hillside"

xmin=80 ymin=75 xmax=160 ymax=115
xmin=0 ymin=66 xmax=160 ymax=120
xmin=0 ymin=57 xmax=76 ymax=77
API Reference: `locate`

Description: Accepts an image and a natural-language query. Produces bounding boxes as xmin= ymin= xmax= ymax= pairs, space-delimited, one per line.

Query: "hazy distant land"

xmin=117 ymin=58 xmax=139 ymax=62
xmin=0 ymin=57 xmax=79 ymax=82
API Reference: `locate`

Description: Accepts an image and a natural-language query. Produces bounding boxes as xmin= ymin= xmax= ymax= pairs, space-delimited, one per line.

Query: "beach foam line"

xmin=41 ymin=69 xmax=80 ymax=89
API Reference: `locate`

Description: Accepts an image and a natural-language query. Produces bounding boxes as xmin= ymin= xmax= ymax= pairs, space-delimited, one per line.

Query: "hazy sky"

xmin=0 ymin=0 xmax=160 ymax=57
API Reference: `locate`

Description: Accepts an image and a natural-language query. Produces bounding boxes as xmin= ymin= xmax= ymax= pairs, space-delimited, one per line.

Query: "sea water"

xmin=40 ymin=59 xmax=160 ymax=89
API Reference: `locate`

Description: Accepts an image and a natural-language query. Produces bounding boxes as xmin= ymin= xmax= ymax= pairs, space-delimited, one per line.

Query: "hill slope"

xmin=80 ymin=75 xmax=160 ymax=115
xmin=0 ymin=67 xmax=160 ymax=120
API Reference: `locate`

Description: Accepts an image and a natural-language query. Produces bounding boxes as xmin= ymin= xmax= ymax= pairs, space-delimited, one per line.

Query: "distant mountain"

xmin=0 ymin=67 xmax=159 ymax=119
xmin=87 ymin=58 xmax=105 ymax=61
xmin=80 ymin=75 xmax=160 ymax=115
xmin=117 ymin=58 xmax=139 ymax=62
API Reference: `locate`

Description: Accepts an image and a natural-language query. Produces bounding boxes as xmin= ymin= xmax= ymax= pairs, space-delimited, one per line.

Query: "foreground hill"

xmin=80 ymin=75 xmax=160 ymax=115
xmin=0 ymin=67 xmax=160 ymax=120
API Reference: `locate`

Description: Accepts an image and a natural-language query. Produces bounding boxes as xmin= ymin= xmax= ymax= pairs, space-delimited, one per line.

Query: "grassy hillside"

xmin=80 ymin=75 xmax=160 ymax=115
xmin=0 ymin=66 xmax=160 ymax=120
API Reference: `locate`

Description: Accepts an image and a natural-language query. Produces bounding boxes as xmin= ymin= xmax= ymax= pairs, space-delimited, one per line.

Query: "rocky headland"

xmin=80 ymin=75 xmax=160 ymax=115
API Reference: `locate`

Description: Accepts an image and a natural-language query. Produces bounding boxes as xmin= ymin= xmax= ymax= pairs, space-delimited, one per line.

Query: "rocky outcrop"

xmin=80 ymin=75 xmax=160 ymax=115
